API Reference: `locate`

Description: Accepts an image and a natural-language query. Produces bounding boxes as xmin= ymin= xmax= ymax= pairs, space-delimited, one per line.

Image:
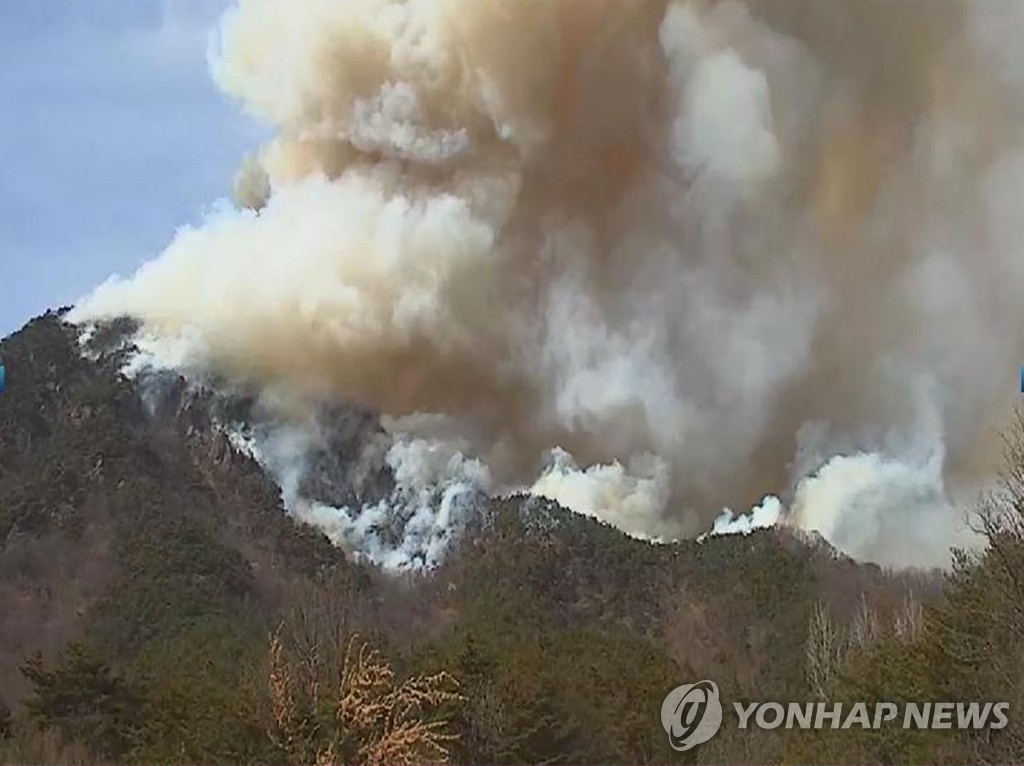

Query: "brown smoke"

xmin=72 ymin=0 xmax=1024 ymax=566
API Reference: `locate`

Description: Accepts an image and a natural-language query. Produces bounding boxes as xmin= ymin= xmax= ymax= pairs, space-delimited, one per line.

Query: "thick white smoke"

xmin=230 ymin=419 xmax=490 ymax=569
xmin=72 ymin=0 xmax=1024 ymax=569
xmin=530 ymin=448 xmax=674 ymax=540
xmin=710 ymin=496 xmax=782 ymax=538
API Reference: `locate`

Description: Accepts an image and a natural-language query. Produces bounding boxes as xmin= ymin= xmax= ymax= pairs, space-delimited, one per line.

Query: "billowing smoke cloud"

xmin=71 ymin=0 xmax=1024 ymax=569
xmin=531 ymin=448 xmax=674 ymax=540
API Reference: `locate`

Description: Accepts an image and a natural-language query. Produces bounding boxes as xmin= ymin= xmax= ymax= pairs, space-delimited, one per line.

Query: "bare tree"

xmin=278 ymin=575 xmax=360 ymax=689
xmin=893 ymin=590 xmax=923 ymax=643
xmin=806 ymin=601 xmax=846 ymax=699
xmin=850 ymin=593 xmax=882 ymax=649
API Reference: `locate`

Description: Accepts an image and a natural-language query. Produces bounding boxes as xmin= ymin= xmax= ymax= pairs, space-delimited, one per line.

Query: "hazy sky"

xmin=0 ymin=0 xmax=266 ymax=337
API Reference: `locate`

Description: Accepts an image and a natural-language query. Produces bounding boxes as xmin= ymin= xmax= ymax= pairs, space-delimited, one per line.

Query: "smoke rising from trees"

xmin=72 ymin=0 xmax=1024 ymax=568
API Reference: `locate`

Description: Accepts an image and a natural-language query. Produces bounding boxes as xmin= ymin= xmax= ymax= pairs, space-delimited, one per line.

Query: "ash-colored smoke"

xmin=71 ymin=0 xmax=1024 ymax=568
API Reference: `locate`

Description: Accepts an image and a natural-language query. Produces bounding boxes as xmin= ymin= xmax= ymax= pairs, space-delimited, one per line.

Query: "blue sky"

xmin=0 ymin=0 xmax=267 ymax=337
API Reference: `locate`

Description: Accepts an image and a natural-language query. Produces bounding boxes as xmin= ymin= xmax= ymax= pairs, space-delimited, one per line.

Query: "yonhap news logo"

xmin=661 ymin=680 xmax=1009 ymax=750
xmin=660 ymin=680 xmax=723 ymax=751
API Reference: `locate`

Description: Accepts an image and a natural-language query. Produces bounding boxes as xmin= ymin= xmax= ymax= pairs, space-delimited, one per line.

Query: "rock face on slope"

xmin=0 ymin=312 xmax=936 ymax=764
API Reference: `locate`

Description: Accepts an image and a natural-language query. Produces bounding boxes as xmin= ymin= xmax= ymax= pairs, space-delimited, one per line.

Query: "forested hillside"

xmin=0 ymin=313 xmax=1021 ymax=764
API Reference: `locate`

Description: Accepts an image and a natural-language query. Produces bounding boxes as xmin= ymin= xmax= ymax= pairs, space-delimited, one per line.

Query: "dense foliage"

xmin=0 ymin=314 xmax=1020 ymax=764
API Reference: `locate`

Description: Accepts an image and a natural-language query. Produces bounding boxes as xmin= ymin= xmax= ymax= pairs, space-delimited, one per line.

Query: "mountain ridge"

xmin=0 ymin=311 xmax=973 ymax=764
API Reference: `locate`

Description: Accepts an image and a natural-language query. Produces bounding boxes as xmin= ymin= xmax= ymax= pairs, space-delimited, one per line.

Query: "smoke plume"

xmin=72 ymin=0 xmax=1024 ymax=568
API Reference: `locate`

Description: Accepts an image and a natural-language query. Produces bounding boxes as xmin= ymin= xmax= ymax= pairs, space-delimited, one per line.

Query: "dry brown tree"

xmin=268 ymin=629 xmax=463 ymax=766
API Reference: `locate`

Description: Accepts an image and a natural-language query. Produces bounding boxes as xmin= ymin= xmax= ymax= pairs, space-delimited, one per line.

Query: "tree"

xmin=267 ymin=630 xmax=463 ymax=766
xmin=20 ymin=644 xmax=140 ymax=759
xmin=806 ymin=601 xmax=846 ymax=699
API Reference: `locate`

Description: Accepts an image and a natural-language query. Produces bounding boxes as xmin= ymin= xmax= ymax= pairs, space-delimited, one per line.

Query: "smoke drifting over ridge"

xmin=72 ymin=0 xmax=1024 ymax=568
